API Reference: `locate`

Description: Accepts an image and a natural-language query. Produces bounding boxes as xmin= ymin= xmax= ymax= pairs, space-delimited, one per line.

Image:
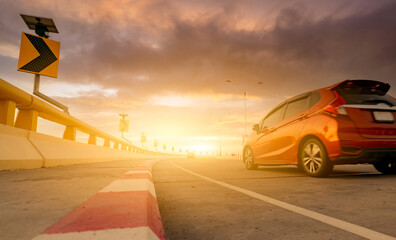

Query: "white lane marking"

xmin=32 ymin=226 xmax=160 ymax=240
xmin=171 ymin=161 xmax=396 ymax=240
xmin=99 ymin=179 xmax=156 ymax=198
xmin=127 ymin=170 xmax=153 ymax=176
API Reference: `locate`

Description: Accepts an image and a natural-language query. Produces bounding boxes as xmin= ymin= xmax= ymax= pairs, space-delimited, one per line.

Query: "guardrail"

xmin=0 ymin=78 xmax=167 ymax=156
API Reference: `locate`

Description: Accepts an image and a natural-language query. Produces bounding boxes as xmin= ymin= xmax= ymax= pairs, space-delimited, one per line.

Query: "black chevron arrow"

xmin=20 ymin=33 xmax=58 ymax=73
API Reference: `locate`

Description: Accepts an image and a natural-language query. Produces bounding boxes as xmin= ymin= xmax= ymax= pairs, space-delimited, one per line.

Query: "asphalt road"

xmin=154 ymin=158 xmax=396 ymax=240
xmin=1 ymin=157 xmax=395 ymax=240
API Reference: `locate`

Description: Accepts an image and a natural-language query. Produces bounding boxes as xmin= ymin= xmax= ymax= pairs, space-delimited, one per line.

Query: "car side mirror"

xmin=261 ymin=127 xmax=269 ymax=134
xmin=252 ymin=124 xmax=259 ymax=133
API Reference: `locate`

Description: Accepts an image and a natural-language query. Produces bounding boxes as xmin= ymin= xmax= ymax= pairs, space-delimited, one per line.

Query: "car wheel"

xmin=244 ymin=147 xmax=258 ymax=170
xmin=373 ymin=161 xmax=396 ymax=174
xmin=299 ymin=138 xmax=333 ymax=177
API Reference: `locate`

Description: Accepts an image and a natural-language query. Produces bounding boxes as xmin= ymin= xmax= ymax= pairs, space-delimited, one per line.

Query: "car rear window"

xmin=335 ymin=80 xmax=396 ymax=106
xmin=337 ymin=91 xmax=396 ymax=106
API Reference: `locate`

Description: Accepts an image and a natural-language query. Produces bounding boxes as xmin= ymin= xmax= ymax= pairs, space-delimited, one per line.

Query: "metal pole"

xmin=33 ymin=74 xmax=69 ymax=113
xmin=219 ymin=136 xmax=222 ymax=156
xmin=244 ymin=91 xmax=247 ymax=138
xmin=225 ymin=80 xmax=248 ymax=144
xmin=34 ymin=74 xmax=40 ymax=92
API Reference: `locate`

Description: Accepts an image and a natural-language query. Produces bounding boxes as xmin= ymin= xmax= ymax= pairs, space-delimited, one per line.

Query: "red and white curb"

xmin=32 ymin=160 xmax=165 ymax=240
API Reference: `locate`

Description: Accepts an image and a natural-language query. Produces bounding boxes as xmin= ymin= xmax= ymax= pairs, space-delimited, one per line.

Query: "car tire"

xmin=244 ymin=147 xmax=258 ymax=170
xmin=373 ymin=161 xmax=396 ymax=174
xmin=299 ymin=138 xmax=333 ymax=177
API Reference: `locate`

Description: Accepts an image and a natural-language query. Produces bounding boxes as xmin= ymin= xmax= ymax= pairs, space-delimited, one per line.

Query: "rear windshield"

xmin=337 ymin=90 xmax=396 ymax=106
xmin=335 ymin=80 xmax=396 ymax=106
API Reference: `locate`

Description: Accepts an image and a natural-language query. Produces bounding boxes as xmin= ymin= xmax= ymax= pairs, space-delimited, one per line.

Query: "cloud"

xmin=3 ymin=0 xmax=396 ymax=99
xmin=0 ymin=42 xmax=19 ymax=58
xmin=55 ymin=0 xmax=396 ymax=99
xmin=42 ymin=82 xmax=118 ymax=98
xmin=1 ymin=0 xmax=396 ymax=151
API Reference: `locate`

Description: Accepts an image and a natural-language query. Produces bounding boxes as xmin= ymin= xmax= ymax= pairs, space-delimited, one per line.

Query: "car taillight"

xmin=323 ymin=91 xmax=348 ymax=115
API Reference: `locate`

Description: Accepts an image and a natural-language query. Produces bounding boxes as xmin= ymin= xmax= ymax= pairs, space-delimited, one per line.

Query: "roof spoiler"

xmin=330 ymin=79 xmax=390 ymax=95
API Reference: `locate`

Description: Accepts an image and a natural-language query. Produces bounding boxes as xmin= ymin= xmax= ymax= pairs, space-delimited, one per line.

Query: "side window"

xmin=261 ymin=104 xmax=286 ymax=130
xmin=284 ymin=97 xmax=309 ymax=119
xmin=309 ymin=92 xmax=321 ymax=107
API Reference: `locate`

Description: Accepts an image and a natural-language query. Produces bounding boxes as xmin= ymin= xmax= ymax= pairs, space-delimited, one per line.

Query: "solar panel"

xmin=20 ymin=14 xmax=59 ymax=38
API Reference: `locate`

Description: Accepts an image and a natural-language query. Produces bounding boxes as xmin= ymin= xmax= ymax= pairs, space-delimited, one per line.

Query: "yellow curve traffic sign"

xmin=17 ymin=32 xmax=60 ymax=78
xmin=119 ymin=119 xmax=129 ymax=132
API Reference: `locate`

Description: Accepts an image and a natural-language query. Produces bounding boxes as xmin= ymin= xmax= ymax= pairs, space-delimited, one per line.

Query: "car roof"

xmin=261 ymin=79 xmax=389 ymax=119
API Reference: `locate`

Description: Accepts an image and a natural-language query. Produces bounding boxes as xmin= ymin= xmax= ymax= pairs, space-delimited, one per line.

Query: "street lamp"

xmin=225 ymin=80 xmax=248 ymax=144
xmin=226 ymin=80 xmax=263 ymax=145
xmin=244 ymin=91 xmax=247 ymax=138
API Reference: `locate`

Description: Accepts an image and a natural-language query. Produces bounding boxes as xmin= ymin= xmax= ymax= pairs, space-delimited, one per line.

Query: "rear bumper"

xmin=333 ymin=148 xmax=396 ymax=164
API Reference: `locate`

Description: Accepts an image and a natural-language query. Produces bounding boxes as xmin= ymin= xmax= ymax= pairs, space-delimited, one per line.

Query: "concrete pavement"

xmin=0 ymin=159 xmax=150 ymax=240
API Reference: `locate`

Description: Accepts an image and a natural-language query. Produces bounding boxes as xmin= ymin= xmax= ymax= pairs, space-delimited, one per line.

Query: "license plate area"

xmin=373 ymin=111 xmax=394 ymax=123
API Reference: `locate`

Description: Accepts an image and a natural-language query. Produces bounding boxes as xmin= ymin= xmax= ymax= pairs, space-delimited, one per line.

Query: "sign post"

xmin=119 ymin=114 xmax=129 ymax=138
xmin=18 ymin=14 xmax=68 ymax=113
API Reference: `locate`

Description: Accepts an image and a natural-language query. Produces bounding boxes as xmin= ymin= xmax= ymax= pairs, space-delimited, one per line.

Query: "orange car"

xmin=243 ymin=80 xmax=396 ymax=177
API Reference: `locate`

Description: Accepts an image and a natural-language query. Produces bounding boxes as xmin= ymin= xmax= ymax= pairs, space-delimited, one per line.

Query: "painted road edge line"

xmin=170 ymin=161 xmax=396 ymax=240
xmin=31 ymin=227 xmax=159 ymax=240
xmin=32 ymin=160 xmax=165 ymax=240
xmin=99 ymin=178 xmax=157 ymax=198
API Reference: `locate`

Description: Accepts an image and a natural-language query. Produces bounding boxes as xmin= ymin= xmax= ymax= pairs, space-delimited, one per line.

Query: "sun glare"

xmin=190 ymin=144 xmax=216 ymax=154
xmin=42 ymin=82 xmax=118 ymax=98
xmin=148 ymin=95 xmax=194 ymax=107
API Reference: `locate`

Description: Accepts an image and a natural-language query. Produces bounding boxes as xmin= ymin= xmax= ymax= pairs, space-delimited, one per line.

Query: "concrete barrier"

xmin=0 ymin=124 xmax=43 ymax=170
xmin=32 ymin=160 xmax=165 ymax=240
xmin=29 ymin=130 xmax=150 ymax=167
xmin=0 ymin=124 xmax=157 ymax=170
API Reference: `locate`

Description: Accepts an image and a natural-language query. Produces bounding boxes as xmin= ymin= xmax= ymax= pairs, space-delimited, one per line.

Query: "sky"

xmin=1 ymin=0 xmax=396 ymax=155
